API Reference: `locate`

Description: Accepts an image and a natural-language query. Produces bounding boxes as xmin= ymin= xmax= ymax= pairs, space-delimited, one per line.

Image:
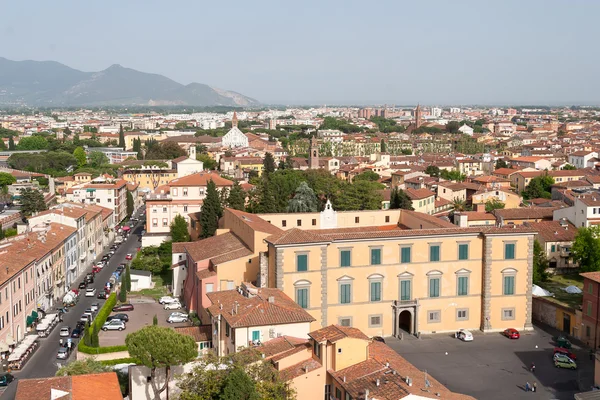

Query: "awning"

xmin=31 ymin=310 xmax=38 ymax=320
xmin=86 ymin=188 xmax=96 ymax=192
xmin=26 ymin=316 xmax=34 ymax=327
xmin=122 ymin=226 xmax=131 ymax=231
xmin=0 ymin=341 xmax=9 ymax=353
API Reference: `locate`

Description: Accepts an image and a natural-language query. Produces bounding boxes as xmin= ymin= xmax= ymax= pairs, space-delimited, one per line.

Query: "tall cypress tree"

xmin=8 ymin=136 xmax=15 ymax=151
xmin=118 ymin=124 xmax=125 ymax=148
xmin=200 ymin=180 xmax=223 ymax=238
xmin=227 ymin=181 xmax=246 ymax=211
xmin=262 ymin=152 xmax=276 ymax=177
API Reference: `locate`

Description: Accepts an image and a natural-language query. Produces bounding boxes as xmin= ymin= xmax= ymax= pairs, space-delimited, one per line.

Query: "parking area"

xmin=386 ymin=326 xmax=594 ymax=400
xmin=98 ymin=296 xmax=190 ymax=346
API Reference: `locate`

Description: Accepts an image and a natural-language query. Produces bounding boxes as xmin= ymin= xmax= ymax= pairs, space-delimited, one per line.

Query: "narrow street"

xmin=1 ymin=213 xmax=144 ymax=399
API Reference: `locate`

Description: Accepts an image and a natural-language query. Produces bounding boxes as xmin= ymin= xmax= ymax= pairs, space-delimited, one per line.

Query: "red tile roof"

xmin=174 ymin=325 xmax=212 ymax=342
xmin=16 ymin=372 xmax=122 ymax=400
xmin=309 ymin=325 xmax=369 ymax=343
xmin=168 ymin=172 xmax=233 ymax=187
xmin=184 ymin=232 xmax=252 ymax=264
xmin=525 ymin=220 xmax=576 ymax=242
xmin=405 ymin=188 xmax=435 ymax=200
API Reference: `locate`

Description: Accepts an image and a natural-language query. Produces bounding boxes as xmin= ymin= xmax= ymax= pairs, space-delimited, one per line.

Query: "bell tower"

xmin=232 ymin=111 xmax=238 ymax=128
xmin=309 ymin=136 xmax=319 ymax=169
xmin=415 ymin=104 xmax=422 ymax=129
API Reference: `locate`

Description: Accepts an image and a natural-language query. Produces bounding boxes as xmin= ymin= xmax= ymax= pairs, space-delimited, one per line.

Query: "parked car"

xmin=78 ymin=281 xmax=87 ymax=290
xmin=85 ymin=273 xmax=94 ymax=283
xmin=80 ymin=314 xmax=91 ymax=323
xmin=92 ymin=266 xmax=102 ymax=274
xmin=0 ymin=373 xmax=14 ymax=387
xmin=71 ymin=328 xmax=82 ymax=338
xmin=371 ymin=336 xmax=385 ymax=343
xmin=158 ymin=296 xmax=177 ymax=304
xmin=59 ymin=327 xmax=70 ymax=337
xmin=164 ymin=301 xmax=182 ymax=310
xmin=97 ymin=291 xmax=110 ymax=300
xmin=502 ymin=328 xmax=520 ymax=339
xmin=554 ymin=353 xmax=577 ymax=369
xmin=116 ymin=264 xmax=126 ymax=273
xmin=125 ymin=253 xmax=133 ymax=260
xmin=106 ymin=313 xmax=129 ymax=322
xmin=85 ymin=288 xmax=97 ymax=297
xmin=455 ymin=329 xmax=473 ymax=342
xmin=96 ymin=261 xmax=105 ymax=268
xmin=140 ymin=230 xmax=146 ymax=236
xmin=167 ymin=312 xmax=189 ymax=323
xmin=83 ymin=308 xmax=95 ymax=320
xmin=556 ymin=336 xmax=572 ymax=349
xmin=101 ymin=255 xmax=110 ymax=262
xmin=76 ymin=321 xmax=85 ymax=330
xmin=102 ymin=320 xmax=126 ymax=331
xmin=56 ymin=346 xmax=69 ymax=360
xmin=112 ymin=303 xmax=134 ymax=312
xmin=554 ymin=347 xmax=577 ymax=360
xmin=90 ymin=303 xmax=100 ymax=312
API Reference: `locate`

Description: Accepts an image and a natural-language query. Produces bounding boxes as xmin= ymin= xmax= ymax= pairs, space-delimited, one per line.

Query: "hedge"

xmin=77 ymin=292 xmax=120 ymax=354
xmin=78 ymin=342 xmax=128 ymax=354
xmin=100 ymin=357 xmax=140 ymax=366
xmin=93 ymin=292 xmax=118 ymax=332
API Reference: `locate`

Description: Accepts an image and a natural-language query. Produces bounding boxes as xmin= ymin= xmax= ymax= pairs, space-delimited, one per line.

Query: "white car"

xmin=96 ymin=261 xmax=105 ymax=268
xmin=455 ymin=329 xmax=473 ymax=342
xmin=167 ymin=312 xmax=188 ymax=323
xmin=102 ymin=320 xmax=126 ymax=331
xmin=59 ymin=327 xmax=70 ymax=337
xmin=164 ymin=301 xmax=182 ymax=310
xmin=158 ymin=296 xmax=177 ymax=304
xmin=85 ymin=288 xmax=97 ymax=297
xmin=90 ymin=303 xmax=100 ymax=312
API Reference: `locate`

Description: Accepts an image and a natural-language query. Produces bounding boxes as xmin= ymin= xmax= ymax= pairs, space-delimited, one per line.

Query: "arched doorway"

xmin=399 ymin=310 xmax=412 ymax=334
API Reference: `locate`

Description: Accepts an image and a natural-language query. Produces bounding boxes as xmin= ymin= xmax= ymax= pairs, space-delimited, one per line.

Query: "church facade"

xmin=221 ymin=112 xmax=249 ymax=148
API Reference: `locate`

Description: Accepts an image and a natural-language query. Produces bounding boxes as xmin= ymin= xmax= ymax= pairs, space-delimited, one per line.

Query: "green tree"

xmin=380 ymin=139 xmax=387 ymax=152
xmin=124 ymin=263 xmax=131 ymax=292
xmin=425 ymin=165 xmax=440 ymax=177
xmin=263 ymin=152 xmax=276 ymax=176
xmin=523 ymin=174 xmax=554 ymax=200
xmin=335 ymin=180 xmax=383 ymax=211
xmin=485 ymin=199 xmax=505 ymax=212
xmin=288 ymin=182 xmax=319 ymax=212
xmin=119 ymin=283 xmax=127 ymax=303
xmin=200 ymin=180 xmax=223 ymax=238
xmin=533 ymin=239 xmax=549 ymax=284
xmin=19 ymin=188 xmax=47 ymax=216
xmin=0 ymin=172 xmax=16 ymax=187
xmin=126 ymin=191 xmax=134 ymax=217
xmin=133 ymin=137 xmax=143 ymax=159
xmin=88 ymin=151 xmax=109 ymax=168
xmin=16 ymin=136 xmax=49 ymax=150
xmin=119 ymin=124 xmax=126 ymax=148
xmin=170 ymin=214 xmax=191 ymax=242
xmin=452 ymin=197 xmax=468 ymax=212
xmin=153 ymin=314 xmax=158 ymax=326
xmin=446 ymin=121 xmax=460 ymax=133
xmin=221 ymin=367 xmax=259 ymax=400
xmin=495 ymin=159 xmax=508 ymax=169
xmin=56 ymin=358 xmax=109 ymax=376
xmin=440 ymin=169 xmax=466 ymax=182
xmin=91 ymin=323 xmax=99 ymax=347
xmin=8 ymin=136 xmax=15 ymax=151
xmin=0 ymin=225 xmax=4 ymax=241
xmin=197 ymin=153 xmax=218 ymax=170
xmin=562 ymin=164 xmax=577 ymax=170
xmin=226 ymin=181 xmax=246 ymax=211
xmin=572 ymin=226 xmax=600 ymax=272
xmin=73 ymin=146 xmax=87 ymax=167
xmin=0 ymin=139 xmax=6 ymax=150
xmin=83 ymin=322 xmax=92 ymax=347
xmin=131 ymin=255 xmax=164 ymax=274
xmin=126 ymin=325 xmax=197 ymax=400
xmin=390 ymin=187 xmax=414 ymax=210
xmin=353 ymin=170 xmax=380 ymax=182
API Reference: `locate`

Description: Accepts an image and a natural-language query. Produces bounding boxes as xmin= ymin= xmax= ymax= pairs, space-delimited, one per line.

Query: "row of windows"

xmin=295 ymin=271 xmax=517 ymax=309
xmin=295 ymin=242 xmax=517 ymax=271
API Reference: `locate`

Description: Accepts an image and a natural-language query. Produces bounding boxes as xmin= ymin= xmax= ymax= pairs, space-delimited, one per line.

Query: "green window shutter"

xmin=401 ymin=247 xmax=411 ymax=263
xmin=504 ymin=276 xmax=515 ymax=295
xmin=297 ymin=288 xmax=308 ymax=308
xmin=370 ymin=281 xmax=381 ymax=302
xmin=340 ymin=250 xmax=351 ymax=267
xmin=340 ymin=284 xmax=351 ymax=304
xmin=457 ymin=276 xmax=468 ymax=296
xmin=429 ymin=278 xmax=440 ymax=297
xmin=458 ymin=244 xmax=468 ymax=260
xmin=430 ymin=246 xmax=440 ymax=262
xmin=400 ymin=280 xmax=411 ymax=300
xmin=252 ymin=331 xmax=260 ymax=342
xmin=297 ymin=254 xmax=308 ymax=271
xmin=505 ymin=243 xmax=515 ymax=260
xmin=551 ymin=245 xmax=556 ymax=252
xmin=371 ymin=249 xmax=381 ymax=265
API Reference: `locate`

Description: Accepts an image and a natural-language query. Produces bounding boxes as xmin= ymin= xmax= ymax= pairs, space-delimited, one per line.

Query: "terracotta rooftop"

xmin=525 ymin=220 xmax=577 ymax=242
xmin=174 ymin=325 xmax=212 ymax=342
xmin=184 ymin=232 xmax=252 ymax=264
xmin=168 ymin=172 xmax=233 ymax=187
xmin=309 ymin=325 xmax=369 ymax=343
xmin=493 ymin=207 xmax=560 ymax=220
xmin=260 ymin=336 xmax=310 ymax=359
xmin=457 ymin=211 xmax=496 ymax=221
xmin=227 ymin=208 xmax=283 ymax=235
xmin=405 ymin=188 xmax=436 ymax=200
xmin=15 ymin=372 xmax=122 ymax=400
xmin=581 ymin=272 xmax=600 ymax=284
xmin=206 ymin=288 xmax=315 ymax=328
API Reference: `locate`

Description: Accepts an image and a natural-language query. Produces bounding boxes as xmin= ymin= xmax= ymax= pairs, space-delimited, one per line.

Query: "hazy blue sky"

xmin=2 ymin=0 xmax=599 ymax=105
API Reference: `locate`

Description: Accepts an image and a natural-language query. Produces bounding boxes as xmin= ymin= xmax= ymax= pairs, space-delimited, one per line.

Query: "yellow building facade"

xmin=265 ymin=208 xmax=535 ymax=337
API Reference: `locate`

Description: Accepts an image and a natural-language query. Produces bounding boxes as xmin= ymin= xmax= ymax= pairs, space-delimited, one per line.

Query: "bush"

xmin=78 ymin=342 xmax=128 ymax=354
xmin=100 ymin=357 xmax=140 ymax=366
xmin=4 ymin=228 xmax=17 ymax=237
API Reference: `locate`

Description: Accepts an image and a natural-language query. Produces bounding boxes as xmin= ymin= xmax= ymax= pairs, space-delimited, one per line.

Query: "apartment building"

xmin=580 ymin=272 xmax=600 ymax=348
xmin=65 ymin=178 xmax=128 ymax=223
xmin=405 ymin=188 xmax=436 ymax=214
xmin=526 ymin=220 xmax=576 ymax=271
xmin=143 ymin=172 xmax=233 ymax=246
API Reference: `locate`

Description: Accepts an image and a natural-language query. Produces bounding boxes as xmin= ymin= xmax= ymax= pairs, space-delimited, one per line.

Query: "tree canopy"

xmin=533 ymin=239 xmax=549 ymax=284
xmin=226 ymin=181 xmax=246 ymax=211
xmin=523 ymin=174 xmax=554 ymax=200
xmin=88 ymin=151 xmax=109 ymax=168
xmin=572 ymin=226 xmax=600 ymax=272
xmin=20 ymin=188 xmax=47 ymax=216
xmin=287 ymin=182 xmax=319 ymax=212
xmin=16 ymin=136 xmax=49 ymax=150
xmin=200 ymin=180 xmax=223 ymax=238
xmin=56 ymin=358 xmax=110 ymax=376
xmin=0 ymin=172 xmax=16 ymax=187
xmin=484 ymin=199 xmax=505 ymax=212
xmin=425 ymin=165 xmax=440 ymax=177
xmin=390 ymin=187 xmax=414 ymax=210
xmin=73 ymin=147 xmax=87 ymax=167
xmin=170 ymin=214 xmax=191 ymax=242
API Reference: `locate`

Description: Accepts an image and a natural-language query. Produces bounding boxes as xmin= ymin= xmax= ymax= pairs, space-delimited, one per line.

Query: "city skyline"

xmin=2 ymin=0 xmax=600 ymax=105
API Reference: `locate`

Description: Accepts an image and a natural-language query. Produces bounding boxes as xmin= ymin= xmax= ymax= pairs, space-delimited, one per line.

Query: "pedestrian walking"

xmin=525 ymin=382 xmax=530 ymax=392
xmin=530 ymin=362 xmax=536 ymax=373
xmin=532 ymin=382 xmax=537 ymax=392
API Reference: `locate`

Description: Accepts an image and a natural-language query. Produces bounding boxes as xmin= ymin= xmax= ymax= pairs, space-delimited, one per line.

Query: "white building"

xmin=65 ymin=178 xmax=129 ymax=223
xmin=458 ymin=124 xmax=474 ymax=136
xmin=568 ymin=151 xmax=598 ymax=169
xmin=318 ymin=129 xmax=344 ymax=143
xmin=221 ymin=112 xmax=249 ymax=148
xmin=554 ymin=194 xmax=600 ymax=228
xmin=173 ymin=146 xmax=204 ymax=178
xmin=430 ymin=107 xmax=442 ymax=118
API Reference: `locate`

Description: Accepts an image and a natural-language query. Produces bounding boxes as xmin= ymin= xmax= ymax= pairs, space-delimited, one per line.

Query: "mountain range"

xmin=0 ymin=57 xmax=259 ymax=107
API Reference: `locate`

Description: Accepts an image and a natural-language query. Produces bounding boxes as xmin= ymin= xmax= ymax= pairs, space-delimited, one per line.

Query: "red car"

xmin=92 ymin=266 xmax=102 ymax=274
xmin=554 ymin=347 xmax=577 ymax=360
xmin=112 ymin=303 xmax=134 ymax=312
xmin=502 ymin=328 xmax=520 ymax=339
xmin=125 ymin=253 xmax=133 ymax=260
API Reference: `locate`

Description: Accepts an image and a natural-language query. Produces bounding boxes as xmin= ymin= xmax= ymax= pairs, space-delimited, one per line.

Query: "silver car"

xmin=167 ymin=312 xmax=188 ymax=323
xmin=102 ymin=320 xmax=126 ymax=331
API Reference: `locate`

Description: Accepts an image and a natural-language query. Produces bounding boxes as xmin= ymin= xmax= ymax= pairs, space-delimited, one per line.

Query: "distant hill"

xmin=0 ymin=57 xmax=259 ymax=107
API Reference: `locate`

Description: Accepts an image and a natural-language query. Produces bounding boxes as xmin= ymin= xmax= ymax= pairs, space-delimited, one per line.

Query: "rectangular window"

xmin=456 ymin=309 xmax=468 ymax=321
xmin=587 ymin=326 xmax=592 ymax=338
xmin=589 ymin=283 xmax=594 ymax=295
xmin=340 ymin=283 xmax=352 ymax=304
xmin=429 ymin=278 xmax=440 ymax=298
xmin=297 ymin=219 xmax=302 ymax=227
xmin=400 ymin=280 xmax=411 ymax=301
xmin=340 ymin=250 xmax=351 ymax=267
xmin=183 ymin=205 xmax=188 ymax=212
xmin=457 ymin=276 xmax=469 ymax=296
xmin=503 ymin=275 xmax=515 ymax=295
xmin=336 ymin=388 xmax=342 ymax=400
xmin=355 ymin=217 xmax=359 ymax=223
xmin=505 ymin=243 xmax=516 ymax=260
xmin=385 ymin=216 xmax=390 ymax=223
xmin=282 ymin=220 xmax=287 ymax=227
xmin=400 ymin=247 xmax=411 ymax=263
xmin=296 ymin=254 xmax=308 ymax=272
xmin=370 ymin=281 xmax=382 ymax=302
xmin=339 ymin=317 xmax=351 ymax=327
xmin=252 ymin=330 xmax=260 ymax=342
xmin=225 ymin=323 xmax=230 ymax=337
xmin=296 ymin=288 xmax=308 ymax=309
xmin=587 ymin=301 xmax=593 ymax=317
xmin=312 ymin=219 xmax=317 ymax=226
xmin=428 ymin=310 xmax=441 ymax=323
xmin=502 ymin=308 xmax=515 ymax=320
xmin=458 ymin=244 xmax=469 ymax=260
xmin=429 ymin=245 xmax=440 ymax=262
xmin=369 ymin=314 xmax=382 ymax=327
xmin=551 ymin=244 xmax=556 ymax=252
xmin=205 ymin=283 xmax=214 ymax=293
xmin=370 ymin=248 xmax=382 ymax=265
